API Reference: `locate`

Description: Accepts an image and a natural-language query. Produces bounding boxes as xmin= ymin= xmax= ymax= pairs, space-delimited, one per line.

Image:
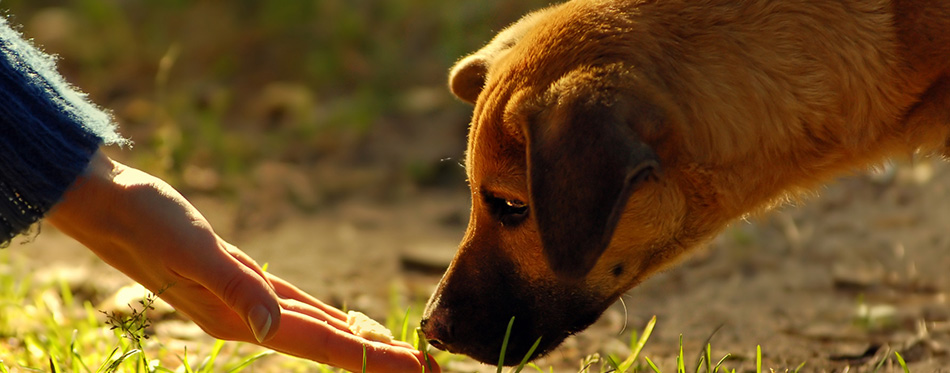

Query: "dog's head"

xmin=421 ymin=2 xmax=725 ymax=365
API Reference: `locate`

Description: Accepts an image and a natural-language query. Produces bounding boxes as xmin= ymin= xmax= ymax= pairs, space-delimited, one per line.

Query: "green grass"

xmin=490 ymin=314 xmax=913 ymax=373
xmin=0 ymin=252 xmax=918 ymax=372
xmin=0 ymin=250 xmax=918 ymax=373
xmin=0 ymin=252 xmax=297 ymax=372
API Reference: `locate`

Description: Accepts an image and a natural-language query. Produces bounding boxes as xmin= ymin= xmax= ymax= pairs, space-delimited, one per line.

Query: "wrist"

xmin=46 ymin=150 xmax=126 ymax=245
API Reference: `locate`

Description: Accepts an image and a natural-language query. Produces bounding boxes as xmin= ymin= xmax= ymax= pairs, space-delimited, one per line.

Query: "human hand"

xmin=47 ymin=151 xmax=439 ymax=373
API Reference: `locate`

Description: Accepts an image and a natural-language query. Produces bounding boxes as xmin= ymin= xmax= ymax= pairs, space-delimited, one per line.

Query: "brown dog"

xmin=421 ymin=0 xmax=950 ymax=365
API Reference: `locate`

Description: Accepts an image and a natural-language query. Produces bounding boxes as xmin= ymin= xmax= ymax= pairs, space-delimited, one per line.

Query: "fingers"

xmin=274 ymin=287 xmax=421 ymax=351
xmin=158 ymin=283 xmax=439 ymax=372
xmin=265 ymin=278 xmax=436 ymax=371
xmin=175 ymin=241 xmax=437 ymax=371
xmin=278 ymin=297 xmax=350 ymax=333
xmin=268 ymin=310 xmax=441 ymax=373
xmin=267 ymin=274 xmax=347 ymax=320
xmin=163 ymin=255 xmax=440 ymax=372
xmin=266 ymin=270 xmax=425 ymax=353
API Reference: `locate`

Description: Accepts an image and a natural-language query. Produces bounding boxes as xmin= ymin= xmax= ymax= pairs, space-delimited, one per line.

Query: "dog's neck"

xmin=621 ymin=0 xmax=946 ymax=225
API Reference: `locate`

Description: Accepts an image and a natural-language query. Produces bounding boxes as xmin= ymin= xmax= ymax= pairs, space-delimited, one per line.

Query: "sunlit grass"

xmin=0 ymin=253 xmax=915 ymax=373
xmin=0 ymin=253 xmax=300 ymax=372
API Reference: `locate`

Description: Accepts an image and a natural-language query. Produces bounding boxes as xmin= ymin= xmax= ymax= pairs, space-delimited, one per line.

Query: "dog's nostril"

xmin=420 ymin=315 xmax=452 ymax=351
xmin=427 ymin=338 xmax=446 ymax=350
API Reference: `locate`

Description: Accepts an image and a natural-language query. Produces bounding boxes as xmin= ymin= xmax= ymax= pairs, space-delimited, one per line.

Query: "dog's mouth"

xmin=421 ymin=286 xmax=609 ymax=366
xmin=419 ymin=234 xmax=621 ymax=366
xmin=423 ymin=322 xmax=577 ymax=366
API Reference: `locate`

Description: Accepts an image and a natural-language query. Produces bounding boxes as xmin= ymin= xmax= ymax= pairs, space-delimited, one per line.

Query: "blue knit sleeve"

xmin=0 ymin=16 xmax=130 ymax=244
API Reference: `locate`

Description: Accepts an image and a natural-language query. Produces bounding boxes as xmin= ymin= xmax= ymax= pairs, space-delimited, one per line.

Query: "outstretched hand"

xmin=47 ymin=150 xmax=439 ymax=373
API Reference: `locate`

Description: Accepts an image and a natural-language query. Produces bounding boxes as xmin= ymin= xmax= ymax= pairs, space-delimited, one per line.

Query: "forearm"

xmin=47 ymin=150 xmax=284 ymax=344
xmin=46 ymin=150 xmax=218 ymax=289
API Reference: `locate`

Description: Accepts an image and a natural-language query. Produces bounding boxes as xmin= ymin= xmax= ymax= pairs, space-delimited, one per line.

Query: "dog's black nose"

xmin=419 ymin=315 xmax=453 ymax=352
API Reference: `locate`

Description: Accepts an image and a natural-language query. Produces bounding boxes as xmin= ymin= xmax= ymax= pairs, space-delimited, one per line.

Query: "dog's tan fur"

xmin=422 ymin=0 xmax=950 ymax=365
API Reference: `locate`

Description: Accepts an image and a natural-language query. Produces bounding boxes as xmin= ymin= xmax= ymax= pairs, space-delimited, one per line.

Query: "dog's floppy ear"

xmin=448 ymin=7 xmax=555 ymax=104
xmin=449 ymin=55 xmax=490 ymax=104
xmin=526 ymin=97 xmax=660 ymax=279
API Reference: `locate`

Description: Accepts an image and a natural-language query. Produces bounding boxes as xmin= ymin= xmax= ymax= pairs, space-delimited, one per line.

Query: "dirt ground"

xmin=15 ymin=149 xmax=950 ymax=373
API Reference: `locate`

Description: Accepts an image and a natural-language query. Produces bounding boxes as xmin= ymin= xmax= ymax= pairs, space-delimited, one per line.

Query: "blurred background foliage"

xmin=1 ymin=0 xmax=552 ymax=226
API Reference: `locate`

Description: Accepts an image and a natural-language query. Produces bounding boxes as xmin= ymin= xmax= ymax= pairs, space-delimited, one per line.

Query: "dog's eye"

xmin=486 ymin=196 xmax=529 ymax=226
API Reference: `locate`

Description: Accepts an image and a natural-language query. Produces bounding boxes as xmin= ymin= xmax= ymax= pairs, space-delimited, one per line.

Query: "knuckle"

xmin=219 ymin=274 xmax=247 ymax=310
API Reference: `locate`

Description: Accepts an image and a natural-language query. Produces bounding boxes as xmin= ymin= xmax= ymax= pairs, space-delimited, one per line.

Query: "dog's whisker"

xmin=694 ymin=323 xmax=725 ymax=369
xmin=617 ymin=296 xmax=628 ymax=335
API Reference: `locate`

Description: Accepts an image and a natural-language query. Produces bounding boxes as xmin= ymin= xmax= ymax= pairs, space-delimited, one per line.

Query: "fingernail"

xmin=248 ymin=304 xmax=273 ymax=343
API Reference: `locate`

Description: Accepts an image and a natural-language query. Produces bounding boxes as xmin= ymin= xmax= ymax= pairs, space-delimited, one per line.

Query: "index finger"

xmin=267 ymin=273 xmax=348 ymax=320
xmin=265 ymin=309 xmax=441 ymax=373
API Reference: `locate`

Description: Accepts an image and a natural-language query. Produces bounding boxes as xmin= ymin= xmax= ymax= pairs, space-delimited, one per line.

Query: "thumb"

xmin=246 ymin=301 xmax=279 ymax=343
xmin=202 ymin=246 xmax=282 ymax=343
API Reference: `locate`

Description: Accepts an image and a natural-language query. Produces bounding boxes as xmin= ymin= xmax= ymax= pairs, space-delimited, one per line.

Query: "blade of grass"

xmin=677 ymin=335 xmax=685 ymax=373
xmin=894 ymin=351 xmax=909 ymax=373
xmin=644 ymin=356 xmax=661 ymax=373
xmin=362 ymin=343 xmax=367 ymax=373
xmin=415 ymin=327 xmax=434 ymax=373
xmin=701 ymin=343 xmax=710 ymax=373
xmin=97 ymin=346 xmax=121 ymax=372
xmin=497 ymin=316 xmax=516 ymax=373
xmin=224 ymin=351 xmax=274 ymax=373
xmin=605 ymin=355 xmax=621 ymax=372
xmin=872 ymin=347 xmax=891 ymax=373
xmin=694 ymin=325 xmax=722 ymax=372
xmin=792 ymin=361 xmax=806 ymax=373
xmin=69 ymin=329 xmax=93 ymax=373
xmin=83 ymin=301 xmax=99 ymax=327
xmin=618 ymin=315 xmax=657 ymax=372
xmin=199 ymin=339 xmax=226 ymax=373
xmin=180 ymin=345 xmax=196 ymax=373
xmin=511 ymin=337 xmax=542 ymax=373
xmin=58 ymin=278 xmax=74 ymax=308
xmin=714 ymin=353 xmax=731 ymax=372
xmin=527 ymin=363 xmax=551 ymax=373
xmin=400 ymin=307 xmax=411 ymax=342
xmin=103 ymin=349 xmax=142 ymax=373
